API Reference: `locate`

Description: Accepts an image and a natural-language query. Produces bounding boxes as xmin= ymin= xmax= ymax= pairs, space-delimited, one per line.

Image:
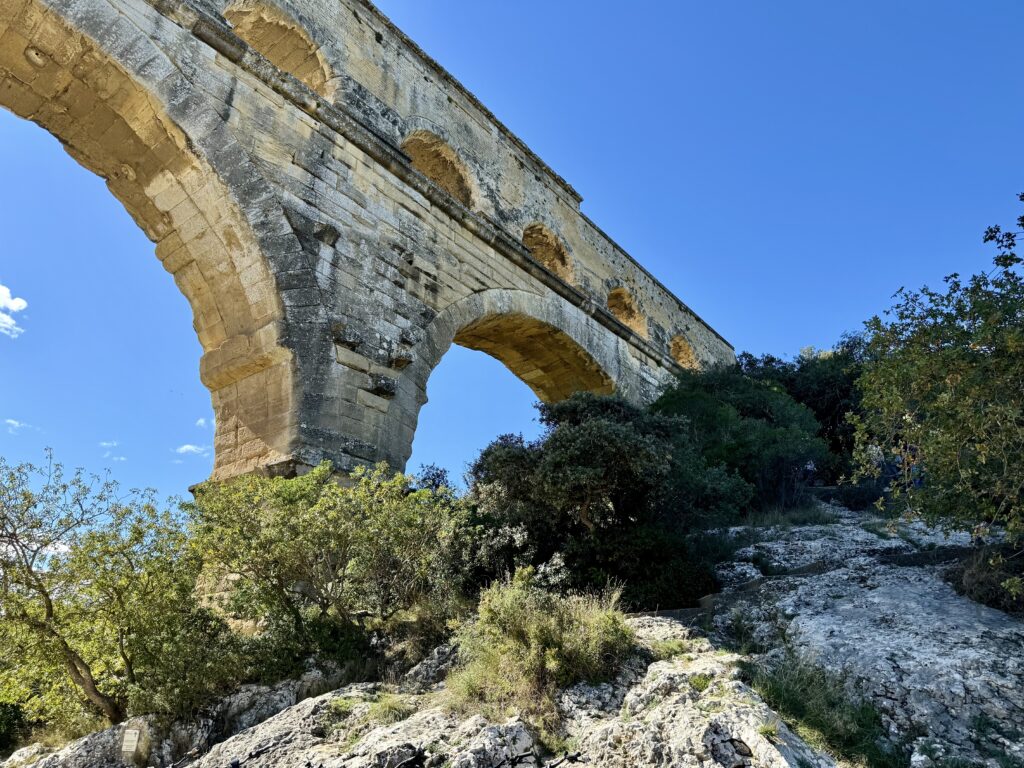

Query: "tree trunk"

xmin=63 ymin=653 xmax=124 ymax=724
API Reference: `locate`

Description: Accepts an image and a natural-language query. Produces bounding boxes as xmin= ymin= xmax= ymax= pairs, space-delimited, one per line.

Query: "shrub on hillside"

xmin=654 ymin=368 xmax=828 ymax=510
xmin=187 ymin=461 xmax=467 ymax=669
xmin=738 ymin=334 xmax=867 ymax=482
xmin=854 ymin=199 xmax=1024 ymax=599
xmin=463 ymin=393 xmax=749 ymax=608
xmin=446 ymin=568 xmax=634 ymax=729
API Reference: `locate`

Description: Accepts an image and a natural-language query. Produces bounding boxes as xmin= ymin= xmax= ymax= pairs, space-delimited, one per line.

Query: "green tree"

xmin=655 ymin=368 xmax=828 ymax=509
xmin=187 ymin=462 xmax=465 ymax=660
xmin=739 ymin=334 xmax=867 ymax=481
xmin=465 ymin=394 xmax=749 ymax=608
xmin=854 ymin=196 xmax=1024 ymax=595
xmin=0 ymin=454 xmax=236 ymax=731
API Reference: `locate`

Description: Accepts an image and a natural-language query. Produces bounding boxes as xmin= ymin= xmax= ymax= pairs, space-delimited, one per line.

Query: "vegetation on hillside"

xmin=446 ymin=568 xmax=634 ymax=732
xmin=853 ymin=195 xmax=1024 ymax=600
xmin=4 ymin=195 xmax=1024 ymax=747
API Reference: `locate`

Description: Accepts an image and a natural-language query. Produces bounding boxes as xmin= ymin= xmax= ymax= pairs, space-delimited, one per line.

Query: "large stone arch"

xmin=378 ymin=289 xmax=626 ymax=469
xmin=0 ymin=0 xmax=295 ymax=479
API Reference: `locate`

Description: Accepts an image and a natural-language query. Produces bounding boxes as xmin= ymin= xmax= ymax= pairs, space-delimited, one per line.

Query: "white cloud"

xmin=99 ymin=440 xmax=118 ymax=448
xmin=196 ymin=418 xmax=207 ymax=428
xmin=5 ymin=418 xmax=30 ymax=435
xmin=175 ymin=444 xmax=210 ymax=456
xmin=111 ymin=456 xmax=127 ymax=462
xmin=0 ymin=282 xmax=28 ymax=339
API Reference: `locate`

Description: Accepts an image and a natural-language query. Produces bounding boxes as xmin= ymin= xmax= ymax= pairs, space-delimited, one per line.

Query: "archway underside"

xmin=0 ymin=1 xmax=293 ymax=478
xmin=453 ymin=312 xmax=615 ymax=403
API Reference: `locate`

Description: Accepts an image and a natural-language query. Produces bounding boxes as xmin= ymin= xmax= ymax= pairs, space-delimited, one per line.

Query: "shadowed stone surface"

xmin=0 ymin=0 xmax=733 ymax=479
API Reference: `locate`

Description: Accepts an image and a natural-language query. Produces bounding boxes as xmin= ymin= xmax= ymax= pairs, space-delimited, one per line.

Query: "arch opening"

xmin=225 ymin=1 xmax=333 ymax=98
xmin=407 ymin=344 xmax=543 ymax=484
xmin=401 ymin=130 xmax=474 ymax=208
xmin=379 ymin=290 xmax=620 ymax=471
xmin=523 ymin=223 xmax=573 ymax=284
xmin=0 ymin=1 xmax=292 ymax=479
xmin=670 ymin=334 xmax=700 ymax=370
xmin=607 ymin=286 xmax=647 ymax=338
xmin=453 ymin=312 xmax=614 ymax=403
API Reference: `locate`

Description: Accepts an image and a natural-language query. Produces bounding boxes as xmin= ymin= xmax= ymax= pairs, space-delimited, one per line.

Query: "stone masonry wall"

xmin=0 ymin=0 xmax=735 ymax=478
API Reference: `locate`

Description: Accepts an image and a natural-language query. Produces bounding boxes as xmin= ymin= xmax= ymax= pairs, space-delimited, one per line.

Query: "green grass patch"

xmin=445 ymin=568 xmax=635 ymax=730
xmin=366 ymin=693 xmax=415 ymax=725
xmin=743 ymin=654 xmax=905 ymax=768
xmin=326 ymin=696 xmax=360 ymax=724
xmin=689 ymin=673 xmax=712 ymax=693
xmin=650 ymin=638 xmax=690 ymax=660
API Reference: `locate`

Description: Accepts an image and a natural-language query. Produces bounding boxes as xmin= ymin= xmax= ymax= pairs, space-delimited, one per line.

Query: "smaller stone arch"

xmin=401 ymin=130 xmax=475 ymax=209
xmin=376 ymin=289 xmax=628 ymax=469
xmin=225 ymin=0 xmax=334 ymax=98
xmin=523 ymin=223 xmax=573 ymax=284
xmin=454 ymin=313 xmax=613 ymax=403
xmin=670 ymin=335 xmax=700 ymax=370
xmin=607 ymin=287 xmax=647 ymax=339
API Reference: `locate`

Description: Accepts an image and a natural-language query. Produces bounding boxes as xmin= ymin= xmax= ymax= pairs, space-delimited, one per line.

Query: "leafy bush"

xmin=654 ymin=368 xmax=829 ymax=510
xmin=744 ymin=653 xmax=903 ymax=768
xmin=187 ymin=462 xmax=466 ymax=669
xmin=738 ymin=335 xmax=867 ymax=482
xmin=446 ymin=569 xmax=634 ymax=729
xmin=463 ymin=393 xmax=749 ymax=609
xmin=854 ymin=199 xmax=1024 ymax=598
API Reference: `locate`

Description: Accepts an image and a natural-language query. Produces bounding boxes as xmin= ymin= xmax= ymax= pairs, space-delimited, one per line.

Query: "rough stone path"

xmin=713 ymin=505 xmax=1024 ymax=768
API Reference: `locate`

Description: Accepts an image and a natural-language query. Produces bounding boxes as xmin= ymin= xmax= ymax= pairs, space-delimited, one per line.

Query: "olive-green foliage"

xmin=744 ymin=654 xmax=904 ymax=768
xmin=654 ymin=368 xmax=829 ymax=510
xmin=854 ymin=200 xmax=1024 ymax=598
xmin=0 ymin=455 xmax=241 ymax=733
xmin=446 ymin=569 xmax=634 ymax=729
xmin=738 ymin=335 xmax=867 ymax=483
xmin=464 ymin=393 xmax=749 ymax=609
xmin=187 ymin=462 xmax=465 ymax=667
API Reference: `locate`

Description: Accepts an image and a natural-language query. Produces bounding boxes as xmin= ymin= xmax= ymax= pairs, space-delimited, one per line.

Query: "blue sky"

xmin=2 ymin=1 xmax=1023 ymax=496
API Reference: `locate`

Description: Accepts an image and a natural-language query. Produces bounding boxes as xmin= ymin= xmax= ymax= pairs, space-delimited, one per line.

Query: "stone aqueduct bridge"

xmin=0 ymin=0 xmax=735 ymax=478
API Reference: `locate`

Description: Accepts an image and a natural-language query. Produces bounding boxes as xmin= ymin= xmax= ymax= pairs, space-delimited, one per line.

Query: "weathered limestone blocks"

xmin=0 ymin=0 xmax=734 ymax=478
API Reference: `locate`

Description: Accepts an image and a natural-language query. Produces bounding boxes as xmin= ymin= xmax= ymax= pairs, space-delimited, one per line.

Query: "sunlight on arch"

xmin=670 ymin=335 xmax=700 ymax=370
xmin=607 ymin=286 xmax=648 ymax=338
xmin=401 ymin=130 xmax=475 ymax=208
xmin=225 ymin=0 xmax=334 ymax=98
xmin=523 ymin=223 xmax=573 ymax=284
xmin=408 ymin=311 xmax=615 ymax=485
xmin=0 ymin=108 xmax=214 ymax=498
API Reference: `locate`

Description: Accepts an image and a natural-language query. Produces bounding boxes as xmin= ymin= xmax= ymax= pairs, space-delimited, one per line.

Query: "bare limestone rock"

xmin=717 ymin=503 xmax=1024 ymax=767
xmin=5 ymin=665 xmax=347 ymax=768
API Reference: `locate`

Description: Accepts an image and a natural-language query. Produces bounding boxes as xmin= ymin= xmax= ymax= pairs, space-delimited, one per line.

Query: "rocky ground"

xmin=711 ymin=505 xmax=1024 ymax=768
xmin=6 ymin=503 xmax=1023 ymax=768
